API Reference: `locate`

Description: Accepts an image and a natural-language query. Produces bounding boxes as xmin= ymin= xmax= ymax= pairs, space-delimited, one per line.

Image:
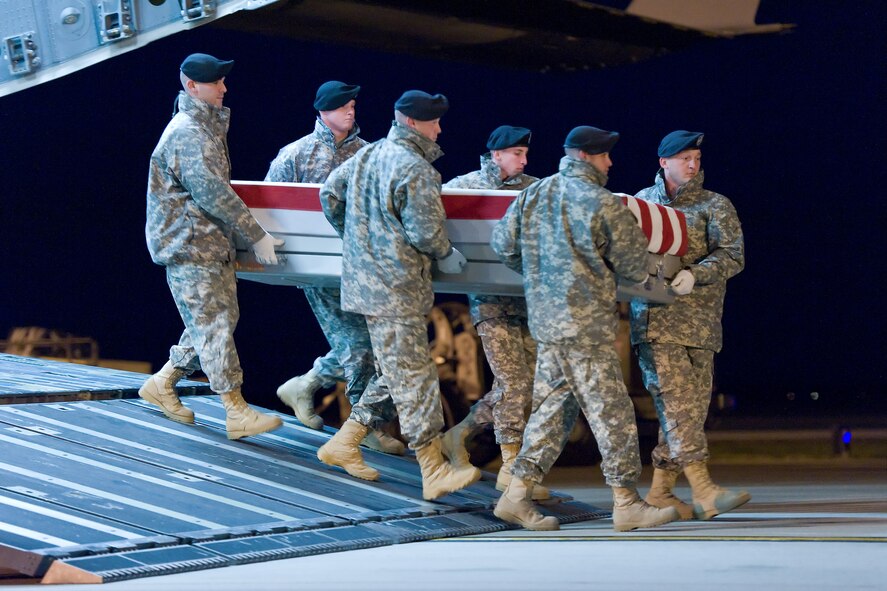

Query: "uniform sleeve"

xmin=264 ymin=148 xmax=295 ymax=182
xmin=600 ymin=199 xmax=649 ymax=283
xmin=491 ymin=193 xmax=524 ymax=273
xmin=320 ymin=158 xmax=351 ymax=237
xmin=178 ymin=133 xmax=265 ymax=245
xmin=397 ymin=165 xmax=451 ymax=259
xmin=442 ymin=174 xmax=470 ymax=189
xmin=689 ymin=195 xmax=744 ymax=285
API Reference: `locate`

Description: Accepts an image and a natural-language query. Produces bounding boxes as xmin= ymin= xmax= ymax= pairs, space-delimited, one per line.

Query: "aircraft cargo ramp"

xmin=0 ymin=355 xmax=605 ymax=584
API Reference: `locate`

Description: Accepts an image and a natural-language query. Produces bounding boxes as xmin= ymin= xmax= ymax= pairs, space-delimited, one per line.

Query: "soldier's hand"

xmin=437 ymin=246 xmax=467 ymax=274
xmin=252 ymin=233 xmax=284 ymax=265
xmin=670 ymin=269 xmax=695 ymax=295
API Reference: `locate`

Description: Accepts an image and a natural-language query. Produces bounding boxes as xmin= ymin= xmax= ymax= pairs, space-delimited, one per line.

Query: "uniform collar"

xmin=559 ymin=155 xmax=608 ymax=186
xmin=388 ymin=121 xmax=443 ymax=164
xmin=314 ymin=117 xmax=361 ymax=149
xmin=479 ymin=153 xmax=531 ymax=187
xmin=175 ymin=91 xmax=230 ymax=133
xmin=655 ymin=168 xmax=705 ymax=203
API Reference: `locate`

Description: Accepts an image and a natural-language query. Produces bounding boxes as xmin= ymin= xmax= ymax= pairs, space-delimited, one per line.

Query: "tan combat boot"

xmin=220 ymin=389 xmax=283 ymax=440
xmin=138 ymin=361 xmax=194 ymax=424
xmin=494 ymin=477 xmax=559 ymax=531
xmin=440 ymin=409 xmax=480 ymax=469
xmin=612 ymin=487 xmax=680 ymax=532
xmin=415 ymin=436 xmax=481 ymax=500
xmin=645 ymin=468 xmax=694 ymax=520
xmin=684 ymin=461 xmax=751 ymax=520
xmin=276 ymin=367 xmax=324 ymax=430
xmin=496 ymin=442 xmax=551 ymax=501
xmin=317 ymin=420 xmax=380 ymax=481
xmin=361 ymin=429 xmax=406 ymax=455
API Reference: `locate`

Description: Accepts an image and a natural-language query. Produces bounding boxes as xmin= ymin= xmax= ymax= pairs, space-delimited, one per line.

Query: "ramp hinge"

xmin=96 ymin=0 xmax=136 ymax=43
xmin=3 ymin=32 xmax=40 ymax=75
xmin=181 ymin=0 xmax=216 ymax=22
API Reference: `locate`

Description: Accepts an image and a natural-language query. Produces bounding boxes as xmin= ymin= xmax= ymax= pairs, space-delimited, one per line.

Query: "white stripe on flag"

xmin=647 ymin=202 xmax=664 ymax=253
xmin=621 ymin=195 xmax=645 ymax=230
xmin=665 ymin=207 xmax=683 ymax=255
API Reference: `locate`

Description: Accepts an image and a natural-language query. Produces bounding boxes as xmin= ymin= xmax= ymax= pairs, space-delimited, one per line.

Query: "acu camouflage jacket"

xmin=265 ymin=118 xmax=367 ymax=183
xmin=492 ymin=156 xmax=648 ymax=351
xmin=146 ymin=92 xmax=265 ymax=266
xmin=443 ymin=153 xmax=538 ymax=324
xmin=629 ymin=170 xmax=744 ymax=352
xmin=321 ymin=122 xmax=452 ymax=317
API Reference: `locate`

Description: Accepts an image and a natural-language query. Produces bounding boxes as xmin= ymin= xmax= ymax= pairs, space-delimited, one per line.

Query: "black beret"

xmin=658 ymin=130 xmax=704 ymax=158
xmin=314 ymin=80 xmax=361 ymax=111
xmin=180 ymin=53 xmax=233 ymax=83
xmin=487 ymin=126 xmax=532 ymax=150
xmin=563 ymin=126 xmax=619 ymax=155
xmin=394 ymin=90 xmax=449 ymax=121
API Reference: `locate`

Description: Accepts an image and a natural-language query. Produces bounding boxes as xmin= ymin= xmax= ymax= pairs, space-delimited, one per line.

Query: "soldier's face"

xmin=492 ymin=147 xmax=528 ymax=179
xmin=660 ymin=149 xmax=701 ymax=187
xmin=411 ymin=118 xmax=441 ymax=142
xmin=321 ymin=100 xmax=356 ymax=137
xmin=190 ymin=78 xmax=226 ymax=108
xmin=586 ymin=152 xmax=612 ymax=175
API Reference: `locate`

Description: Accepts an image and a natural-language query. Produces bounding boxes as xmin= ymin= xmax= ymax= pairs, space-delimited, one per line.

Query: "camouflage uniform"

xmin=265 ymin=119 xmax=372 ymax=404
xmin=491 ymin=156 xmax=649 ymax=487
xmin=321 ymin=121 xmax=452 ymax=448
xmin=443 ymin=154 xmax=538 ymax=444
xmin=146 ymin=91 xmax=266 ymax=393
xmin=630 ymin=170 xmax=744 ymax=470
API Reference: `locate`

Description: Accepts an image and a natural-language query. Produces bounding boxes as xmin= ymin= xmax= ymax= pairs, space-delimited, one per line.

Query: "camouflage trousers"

xmin=636 ymin=342 xmax=715 ymax=471
xmin=309 ymin=350 xmax=343 ymax=390
xmin=303 ymin=286 xmax=375 ymax=405
xmin=349 ymin=315 xmax=444 ymax=449
xmin=512 ymin=343 xmax=642 ymax=488
xmin=472 ymin=316 xmax=536 ymax=444
xmin=165 ymin=262 xmax=241 ymax=394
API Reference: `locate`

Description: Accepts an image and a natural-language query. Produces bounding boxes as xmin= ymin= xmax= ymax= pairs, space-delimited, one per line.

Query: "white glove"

xmin=437 ymin=246 xmax=467 ymax=274
xmin=252 ymin=233 xmax=285 ymax=265
xmin=670 ymin=269 xmax=695 ymax=295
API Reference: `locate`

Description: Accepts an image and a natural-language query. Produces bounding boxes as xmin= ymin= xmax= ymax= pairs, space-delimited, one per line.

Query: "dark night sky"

xmin=2 ymin=1 xmax=884 ymax=416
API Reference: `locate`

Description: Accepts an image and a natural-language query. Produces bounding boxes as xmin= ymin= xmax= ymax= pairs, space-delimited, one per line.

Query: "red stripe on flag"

xmin=233 ymin=182 xmax=323 ymax=211
xmin=657 ymin=202 xmax=675 ymax=255
xmin=442 ymin=194 xmax=514 ymax=219
xmin=673 ymin=210 xmax=688 ymax=256
xmin=233 ymin=181 xmax=515 ymax=219
xmin=232 ymin=181 xmax=688 ymax=256
xmin=637 ymin=198 xmax=653 ymax=242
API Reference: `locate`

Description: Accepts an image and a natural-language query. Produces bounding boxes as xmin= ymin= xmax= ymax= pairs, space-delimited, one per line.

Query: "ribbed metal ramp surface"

xmin=0 ymin=395 xmax=607 ymax=584
xmin=0 ymin=353 xmax=211 ymax=404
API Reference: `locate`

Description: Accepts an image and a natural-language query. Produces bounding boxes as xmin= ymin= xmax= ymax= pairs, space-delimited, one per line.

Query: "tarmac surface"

xmin=3 ymin=457 xmax=884 ymax=591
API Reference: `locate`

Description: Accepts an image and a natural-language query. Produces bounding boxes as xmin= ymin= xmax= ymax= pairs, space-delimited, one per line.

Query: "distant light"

xmin=842 ymin=430 xmax=852 ymax=445
xmin=810 ymin=391 xmax=819 ymax=401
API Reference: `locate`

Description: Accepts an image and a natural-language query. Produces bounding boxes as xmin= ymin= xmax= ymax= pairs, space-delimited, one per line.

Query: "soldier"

xmin=317 ymin=90 xmax=481 ymax=500
xmin=141 ymin=53 xmax=282 ymax=439
xmin=265 ymin=80 xmax=403 ymax=455
xmin=440 ymin=126 xmax=549 ymax=500
xmin=491 ymin=126 xmax=680 ymax=532
xmin=630 ymin=130 xmax=749 ymax=520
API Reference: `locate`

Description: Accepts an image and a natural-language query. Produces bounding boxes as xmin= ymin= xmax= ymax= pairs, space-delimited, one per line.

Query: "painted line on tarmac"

xmin=434 ymin=535 xmax=887 ymax=543
xmin=732 ymin=512 xmax=887 ymax=519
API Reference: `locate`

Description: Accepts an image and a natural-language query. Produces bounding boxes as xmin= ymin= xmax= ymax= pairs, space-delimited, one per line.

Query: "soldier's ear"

xmin=185 ymin=79 xmax=199 ymax=95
